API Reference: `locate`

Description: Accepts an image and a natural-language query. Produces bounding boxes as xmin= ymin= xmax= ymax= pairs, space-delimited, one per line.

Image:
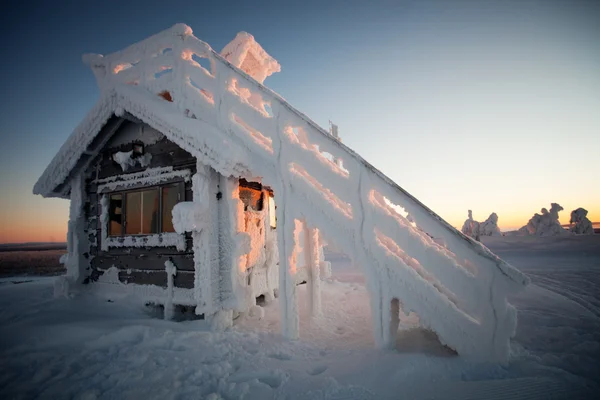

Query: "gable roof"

xmin=35 ymin=24 xmax=529 ymax=362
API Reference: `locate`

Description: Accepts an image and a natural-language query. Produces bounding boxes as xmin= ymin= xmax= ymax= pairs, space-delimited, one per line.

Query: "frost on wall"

xmin=112 ymin=150 xmax=152 ymax=171
xmin=220 ymin=32 xmax=281 ymax=84
xmin=479 ymin=213 xmax=502 ymax=237
xmin=570 ymin=208 xmax=594 ymax=235
xmin=461 ymin=210 xmax=480 ymax=240
xmin=518 ymin=203 xmax=569 ymax=236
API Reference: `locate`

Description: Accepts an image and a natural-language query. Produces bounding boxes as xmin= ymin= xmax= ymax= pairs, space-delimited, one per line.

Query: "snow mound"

xmin=518 ymin=203 xmax=569 ymax=236
xmin=479 ymin=213 xmax=502 ymax=237
xmin=570 ymin=208 xmax=594 ymax=235
xmin=461 ymin=210 xmax=480 ymax=240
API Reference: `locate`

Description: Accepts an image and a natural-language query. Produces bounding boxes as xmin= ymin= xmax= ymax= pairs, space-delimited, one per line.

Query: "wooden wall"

xmin=84 ymin=121 xmax=201 ymax=289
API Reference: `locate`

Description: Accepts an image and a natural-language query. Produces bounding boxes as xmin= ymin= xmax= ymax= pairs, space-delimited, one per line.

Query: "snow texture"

xmin=112 ymin=150 xmax=136 ymax=171
xmin=105 ymin=122 xmax=164 ymax=147
xmin=570 ymin=208 xmax=594 ymax=235
xmin=171 ymin=201 xmax=209 ymax=233
xmin=518 ymin=203 xmax=569 ymax=236
xmin=94 ymin=265 xmax=195 ymax=305
xmin=220 ymin=32 xmax=281 ymax=84
xmin=97 ymin=166 xmax=191 ymax=192
xmin=33 ymin=23 xmax=529 ymax=362
xmin=164 ymin=260 xmax=177 ymax=320
xmin=1 ymin=236 xmax=599 ymax=399
xmin=105 ymin=233 xmax=186 ymax=252
xmin=111 ymin=150 xmax=153 ymax=171
xmin=190 ymin=165 xmax=214 ymax=316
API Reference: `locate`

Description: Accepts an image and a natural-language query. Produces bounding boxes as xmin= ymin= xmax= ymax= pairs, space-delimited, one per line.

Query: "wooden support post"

xmin=192 ymin=165 xmax=212 ymax=315
xmin=277 ymin=206 xmax=299 ymax=340
xmin=303 ymin=222 xmax=322 ymax=318
xmin=66 ymin=171 xmax=89 ymax=284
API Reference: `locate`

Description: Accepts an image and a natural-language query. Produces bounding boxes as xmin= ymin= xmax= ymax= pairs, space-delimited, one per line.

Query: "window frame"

xmin=106 ymin=180 xmax=185 ymax=237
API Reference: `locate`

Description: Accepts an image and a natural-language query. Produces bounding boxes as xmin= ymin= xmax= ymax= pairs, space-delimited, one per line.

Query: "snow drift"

xmin=518 ymin=203 xmax=568 ymax=236
xmin=570 ymin=208 xmax=594 ymax=235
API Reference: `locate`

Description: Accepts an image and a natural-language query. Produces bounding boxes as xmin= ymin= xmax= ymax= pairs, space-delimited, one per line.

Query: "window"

xmin=107 ymin=182 xmax=183 ymax=236
xmin=108 ymin=194 xmax=123 ymax=235
xmin=162 ymin=184 xmax=179 ymax=232
xmin=268 ymin=194 xmax=276 ymax=229
xmin=239 ymin=180 xmax=263 ymax=211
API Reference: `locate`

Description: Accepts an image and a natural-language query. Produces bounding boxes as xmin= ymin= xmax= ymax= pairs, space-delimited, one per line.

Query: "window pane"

xmin=268 ymin=195 xmax=276 ymax=229
xmin=141 ymin=189 xmax=159 ymax=234
xmin=125 ymin=191 xmax=141 ymax=234
xmin=109 ymin=194 xmax=122 ymax=236
xmin=162 ymin=184 xmax=179 ymax=233
xmin=239 ymin=186 xmax=263 ymax=211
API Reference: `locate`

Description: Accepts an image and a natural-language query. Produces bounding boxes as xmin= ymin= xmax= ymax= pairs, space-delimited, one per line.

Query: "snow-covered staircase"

xmin=84 ymin=24 xmax=529 ymax=363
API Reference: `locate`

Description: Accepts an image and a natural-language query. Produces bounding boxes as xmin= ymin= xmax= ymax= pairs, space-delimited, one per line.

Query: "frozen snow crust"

xmin=33 ymin=23 xmax=529 ymax=363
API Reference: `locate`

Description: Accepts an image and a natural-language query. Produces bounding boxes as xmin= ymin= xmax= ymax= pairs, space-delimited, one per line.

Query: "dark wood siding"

xmin=84 ymin=121 xmax=199 ymax=290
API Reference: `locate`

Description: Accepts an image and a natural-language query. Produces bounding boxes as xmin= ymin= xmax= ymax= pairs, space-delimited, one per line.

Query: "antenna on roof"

xmin=329 ymin=120 xmax=340 ymax=142
xmin=328 ymin=121 xmax=342 ymax=167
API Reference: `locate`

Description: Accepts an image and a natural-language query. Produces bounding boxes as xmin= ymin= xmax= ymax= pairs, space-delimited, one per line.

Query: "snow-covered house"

xmin=34 ymin=24 xmax=529 ymax=363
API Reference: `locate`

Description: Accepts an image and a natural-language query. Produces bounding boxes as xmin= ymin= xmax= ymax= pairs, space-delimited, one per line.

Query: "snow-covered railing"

xmin=85 ymin=24 xmax=528 ymax=362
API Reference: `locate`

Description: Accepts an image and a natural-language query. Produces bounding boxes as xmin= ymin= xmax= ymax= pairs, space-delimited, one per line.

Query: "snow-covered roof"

xmin=220 ymin=32 xmax=281 ymax=84
xmin=34 ymin=22 xmax=528 ymax=282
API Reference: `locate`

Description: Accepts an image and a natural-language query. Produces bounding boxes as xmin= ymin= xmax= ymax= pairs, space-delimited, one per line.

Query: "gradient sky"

xmin=0 ymin=0 xmax=598 ymax=243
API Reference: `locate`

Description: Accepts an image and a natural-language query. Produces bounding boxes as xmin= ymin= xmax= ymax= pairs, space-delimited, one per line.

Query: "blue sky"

xmin=0 ymin=0 xmax=599 ymax=242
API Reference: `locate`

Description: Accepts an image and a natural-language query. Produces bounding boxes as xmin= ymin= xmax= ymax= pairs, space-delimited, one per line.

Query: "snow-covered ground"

xmin=1 ymin=236 xmax=599 ymax=399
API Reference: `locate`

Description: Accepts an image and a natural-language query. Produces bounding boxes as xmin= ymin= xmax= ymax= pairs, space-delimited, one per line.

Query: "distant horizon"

xmin=1 ymin=222 xmax=599 ymax=245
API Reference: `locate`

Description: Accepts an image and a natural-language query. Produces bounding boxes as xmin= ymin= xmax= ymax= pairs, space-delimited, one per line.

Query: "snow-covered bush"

xmin=461 ymin=210 xmax=480 ymax=240
xmin=569 ymin=208 xmax=594 ymax=235
xmin=479 ymin=213 xmax=502 ymax=237
xmin=518 ymin=203 xmax=568 ymax=236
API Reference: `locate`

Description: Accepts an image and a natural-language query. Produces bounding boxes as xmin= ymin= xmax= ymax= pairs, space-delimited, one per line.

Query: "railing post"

xmin=303 ymin=221 xmax=322 ymax=318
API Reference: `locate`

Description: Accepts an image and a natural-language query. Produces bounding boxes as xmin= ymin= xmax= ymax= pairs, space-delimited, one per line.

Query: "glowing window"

xmin=106 ymin=182 xmax=182 ymax=236
xmin=268 ymin=195 xmax=276 ymax=229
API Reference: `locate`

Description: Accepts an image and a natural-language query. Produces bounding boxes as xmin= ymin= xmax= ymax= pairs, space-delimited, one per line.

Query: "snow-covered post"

xmin=164 ymin=260 xmax=177 ymax=320
xmin=56 ymin=172 xmax=89 ymax=297
xmin=66 ymin=172 xmax=90 ymax=287
xmin=192 ymin=165 xmax=212 ymax=315
xmin=210 ymin=177 xmax=251 ymax=330
xmin=303 ymin=222 xmax=322 ymax=318
xmin=277 ymin=211 xmax=300 ymax=340
xmin=272 ymin=102 xmax=299 ymax=340
xmin=171 ymin=165 xmax=212 ymax=316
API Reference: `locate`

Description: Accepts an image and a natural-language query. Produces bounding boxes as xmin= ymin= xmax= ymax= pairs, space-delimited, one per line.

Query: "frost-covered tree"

xmin=479 ymin=213 xmax=502 ymax=237
xmin=461 ymin=210 xmax=480 ymax=240
xmin=518 ymin=203 xmax=568 ymax=236
xmin=569 ymin=208 xmax=594 ymax=235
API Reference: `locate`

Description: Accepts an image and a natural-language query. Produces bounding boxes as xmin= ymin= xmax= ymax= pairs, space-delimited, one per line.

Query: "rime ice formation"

xmin=518 ymin=203 xmax=568 ymax=236
xmin=112 ymin=150 xmax=152 ymax=171
xmin=164 ymin=260 xmax=177 ymax=320
xmin=33 ymin=23 xmax=529 ymax=363
xmin=461 ymin=210 xmax=480 ymax=240
xmin=220 ymin=32 xmax=281 ymax=84
xmin=479 ymin=213 xmax=502 ymax=237
xmin=570 ymin=208 xmax=594 ymax=235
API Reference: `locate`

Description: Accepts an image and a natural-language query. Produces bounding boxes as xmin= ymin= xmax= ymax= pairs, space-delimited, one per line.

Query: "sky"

xmin=0 ymin=0 xmax=598 ymax=243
